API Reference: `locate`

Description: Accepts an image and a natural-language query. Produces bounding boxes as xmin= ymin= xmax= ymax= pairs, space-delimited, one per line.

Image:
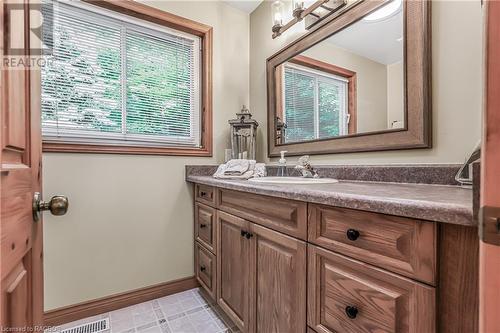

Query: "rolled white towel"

xmin=223 ymin=159 xmax=253 ymax=175
xmin=224 ymin=159 xmax=255 ymax=176
xmin=213 ymin=160 xmax=266 ymax=180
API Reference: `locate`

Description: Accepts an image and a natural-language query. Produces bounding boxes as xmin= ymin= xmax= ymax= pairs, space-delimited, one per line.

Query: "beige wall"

xmin=387 ymin=61 xmax=404 ymax=128
xmin=44 ymin=0 xmax=484 ymax=311
xmin=250 ymin=0 xmax=483 ymax=164
xmin=43 ymin=1 xmax=249 ymax=310
xmin=302 ymin=43 xmax=388 ymax=133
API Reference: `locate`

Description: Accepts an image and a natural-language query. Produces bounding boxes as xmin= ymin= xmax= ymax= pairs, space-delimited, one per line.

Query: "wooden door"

xmin=480 ymin=2 xmax=500 ymax=332
xmin=216 ymin=211 xmax=251 ymax=332
xmin=1 ymin=0 xmax=43 ymax=329
xmin=248 ymin=223 xmax=307 ymax=333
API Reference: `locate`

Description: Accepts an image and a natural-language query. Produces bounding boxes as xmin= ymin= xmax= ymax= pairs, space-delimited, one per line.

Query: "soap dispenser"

xmin=277 ymin=150 xmax=288 ymax=177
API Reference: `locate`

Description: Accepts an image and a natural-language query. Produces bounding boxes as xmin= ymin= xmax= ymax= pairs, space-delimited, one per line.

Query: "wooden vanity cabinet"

xmin=193 ymin=184 xmax=477 ymax=333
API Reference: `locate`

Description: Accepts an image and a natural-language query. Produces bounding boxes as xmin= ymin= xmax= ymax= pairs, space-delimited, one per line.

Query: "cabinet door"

xmin=307 ymin=245 xmax=435 ymax=333
xmin=217 ymin=211 xmax=251 ymax=332
xmin=249 ymin=223 xmax=307 ymax=333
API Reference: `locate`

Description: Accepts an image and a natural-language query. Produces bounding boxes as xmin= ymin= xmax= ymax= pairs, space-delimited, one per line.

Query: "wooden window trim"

xmin=276 ymin=54 xmax=357 ymax=136
xmin=42 ymin=0 xmax=213 ymax=156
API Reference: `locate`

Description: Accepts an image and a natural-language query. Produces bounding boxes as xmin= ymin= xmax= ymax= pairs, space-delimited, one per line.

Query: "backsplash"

xmin=186 ymin=164 xmax=462 ymax=185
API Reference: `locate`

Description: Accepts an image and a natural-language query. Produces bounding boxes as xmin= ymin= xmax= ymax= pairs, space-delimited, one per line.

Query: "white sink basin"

xmin=248 ymin=176 xmax=338 ymax=185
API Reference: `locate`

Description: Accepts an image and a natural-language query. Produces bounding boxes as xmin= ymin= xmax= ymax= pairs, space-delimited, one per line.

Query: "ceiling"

xmin=223 ymin=0 xmax=403 ymax=65
xmin=327 ymin=7 xmax=403 ymax=65
xmin=223 ymin=0 xmax=263 ymax=14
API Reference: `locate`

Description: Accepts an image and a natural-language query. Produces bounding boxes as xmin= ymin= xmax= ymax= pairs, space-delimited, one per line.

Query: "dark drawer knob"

xmin=345 ymin=306 xmax=358 ymax=319
xmin=241 ymin=230 xmax=248 ymax=237
xmin=200 ymin=266 xmax=206 ymax=272
xmin=346 ymin=229 xmax=360 ymax=241
xmin=200 ymin=223 xmax=207 ymax=228
xmin=245 ymin=232 xmax=254 ymax=239
xmin=200 ymin=191 xmax=208 ymax=197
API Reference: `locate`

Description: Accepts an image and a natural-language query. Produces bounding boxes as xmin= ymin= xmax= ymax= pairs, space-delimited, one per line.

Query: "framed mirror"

xmin=267 ymin=0 xmax=431 ymax=157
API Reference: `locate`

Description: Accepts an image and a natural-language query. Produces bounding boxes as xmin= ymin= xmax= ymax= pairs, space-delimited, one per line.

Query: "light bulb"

xmin=292 ymin=0 xmax=305 ymax=19
xmin=293 ymin=0 xmax=305 ymax=10
xmin=271 ymin=0 xmax=284 ymax=27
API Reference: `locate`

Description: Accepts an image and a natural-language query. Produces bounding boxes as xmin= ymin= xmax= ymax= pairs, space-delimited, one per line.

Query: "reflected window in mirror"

xmin=276 ymin=56 xmax=356 ymax=144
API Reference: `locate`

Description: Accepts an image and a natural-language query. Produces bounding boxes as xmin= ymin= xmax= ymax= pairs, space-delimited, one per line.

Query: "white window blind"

xmin=41 ymin=1 xmax=201 ymax=147
xmin=283 ymin=64 xmax=348 ymax=143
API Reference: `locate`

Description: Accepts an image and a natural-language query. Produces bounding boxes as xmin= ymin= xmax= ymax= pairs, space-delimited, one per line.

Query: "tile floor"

xmin=52 ymin=288 xmax=238 ymax=333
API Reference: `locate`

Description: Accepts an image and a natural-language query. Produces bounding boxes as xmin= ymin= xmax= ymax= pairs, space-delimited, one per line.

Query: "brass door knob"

xmin=33 ymin=192 xmax=69 ymax=222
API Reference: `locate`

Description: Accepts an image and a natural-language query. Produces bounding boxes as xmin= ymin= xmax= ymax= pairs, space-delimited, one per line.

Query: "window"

xmin=41 ymin=1 xmax=212 ymax=155
xmin=283 ymin=63 xmax=349 ymax=143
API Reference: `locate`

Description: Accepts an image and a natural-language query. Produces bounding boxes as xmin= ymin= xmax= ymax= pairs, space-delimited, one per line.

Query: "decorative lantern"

xmin=229 ymin=105 xmax=259 ymax=160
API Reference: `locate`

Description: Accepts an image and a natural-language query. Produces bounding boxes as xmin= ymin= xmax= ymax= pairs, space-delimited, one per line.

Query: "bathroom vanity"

xmin=187 ymin=169 xmax=478 ymax=333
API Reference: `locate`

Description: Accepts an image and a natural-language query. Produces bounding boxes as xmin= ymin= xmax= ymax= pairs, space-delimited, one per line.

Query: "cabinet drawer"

xmin=195 ymin=203 xmax=216 ymax=253
xmin=195 ymin=184 xmax=216 ymax=207
xmin=308 ymin=204 xmax=437 ymax=284
xmin=195 ymin=242 xmax=216 ymax=300
xmin=308 ymin=245 xmax=436 ymax=333
xmin=217 ymin=189 xmax=307 ymax=240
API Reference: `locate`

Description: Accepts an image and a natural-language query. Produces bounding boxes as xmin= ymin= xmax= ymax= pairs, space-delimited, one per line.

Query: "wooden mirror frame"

xmin=266 ymin=0 xmax=431 ymax=157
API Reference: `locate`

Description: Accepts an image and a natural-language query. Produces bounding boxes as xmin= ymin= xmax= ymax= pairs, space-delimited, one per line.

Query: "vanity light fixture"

xmin=272 ymin=0 xmax=346 ymax=39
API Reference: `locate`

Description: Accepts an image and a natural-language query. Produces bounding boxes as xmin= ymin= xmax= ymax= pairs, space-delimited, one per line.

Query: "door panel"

xmin=480 ymin=2 xmax=500 ymax=332
xmin=1 ymin=0 xmax=43 ymax=328
xmin=3 ymin=0 xmax=28 ymax=152
xmin=6 ymin=264 xmax=29 ymax=327
xmin=217 ymin=211 xmax=251 ymax=332
xmin=249 ymin=223 xmax=306 ymax=333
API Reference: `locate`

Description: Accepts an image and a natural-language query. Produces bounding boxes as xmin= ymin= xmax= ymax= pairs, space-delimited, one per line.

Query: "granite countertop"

xmin=186 ymin=175 xmax=474 ymax=226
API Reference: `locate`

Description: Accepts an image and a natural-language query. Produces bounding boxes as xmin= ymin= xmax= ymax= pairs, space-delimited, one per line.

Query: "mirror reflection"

xmin=276 ymin=0 xmax=404 ymax=144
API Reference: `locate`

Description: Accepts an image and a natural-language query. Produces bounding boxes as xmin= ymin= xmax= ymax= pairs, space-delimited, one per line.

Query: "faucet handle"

xmin=298 ymin=155 xmax=310 ymax=166
xmin=296 ymin=155 xmax=318 ymax=178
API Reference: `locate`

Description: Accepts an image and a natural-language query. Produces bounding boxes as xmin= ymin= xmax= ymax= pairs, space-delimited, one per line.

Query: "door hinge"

xmin=479 ymin=206 xmax=500 ymax=246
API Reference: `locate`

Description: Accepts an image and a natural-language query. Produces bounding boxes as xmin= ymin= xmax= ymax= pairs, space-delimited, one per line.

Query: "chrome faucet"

xmin=295 ymin=155 xmax=318 ymax=178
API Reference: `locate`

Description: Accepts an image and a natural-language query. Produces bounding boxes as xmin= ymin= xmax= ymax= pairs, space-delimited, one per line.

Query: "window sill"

xmin=42 ymin=142 xmax=212 ymax=157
